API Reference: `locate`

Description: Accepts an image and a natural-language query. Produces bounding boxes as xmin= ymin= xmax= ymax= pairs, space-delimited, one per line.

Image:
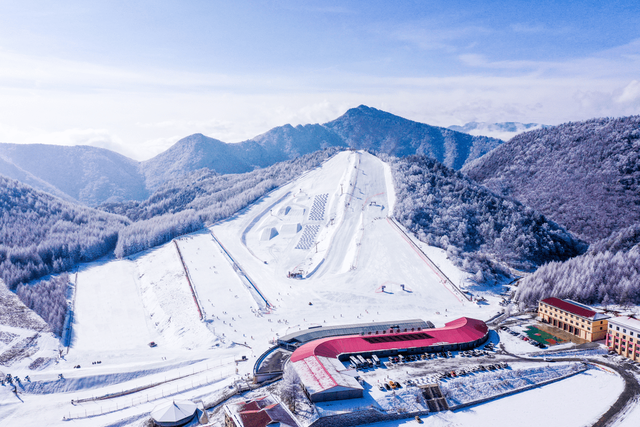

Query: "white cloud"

xmin=617 ymin=80 xmax=640 ymax=104
xmin=0 ymin=37 xmax=639 ymax=161
xmin=388 ymin=21 xmax=491 ymax=52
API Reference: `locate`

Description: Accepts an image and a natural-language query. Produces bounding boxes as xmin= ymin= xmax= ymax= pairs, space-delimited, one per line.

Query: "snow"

xmin=440 ymin=363 xmax=585 ymax=406
xmin=366 ymin=368 xmax=623 ymax=427
xmin=0 ymin=150 xmax=634 ymax=426
xmin=73 ymin=259 xmax=155 ymax=354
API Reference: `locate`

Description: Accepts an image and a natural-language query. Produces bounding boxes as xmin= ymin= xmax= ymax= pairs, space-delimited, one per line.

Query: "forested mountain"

xmin=390 ymin=155 xmax=587 ymax=283
xmin=141 ymin=126 xmax=346 ymax=190
xmin=2 ymin=106 xmax=503 ymax=204
xmin=0 ymin=143 xmax=149 ymax=206
xmin=0 ymin=176 xmax=130 ymax=290
xmin=516 ymin=223 xmax=640 ymax=306
xmin=143 ymin=106 xmax=502 ymax=189
xmin=323 ymin=106 xmax=503 ymax=169
xmin=464 ymin=116 xmax=640 ymax=242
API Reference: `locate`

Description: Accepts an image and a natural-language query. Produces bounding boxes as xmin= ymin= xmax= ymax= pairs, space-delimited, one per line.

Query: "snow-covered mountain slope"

xmin=449 ymin=121 xmax=548 ymax=141
xmin=56 ymin=151 xmax=486 ymax=371
xmin=0 ymin=143 xmax=149 ymax=206
xmin=0 ymin=150 xmax=620 ymax=427
xmin=0 ymin=175 xmax=130 ymax=290
xmin=323 ymin=106 xmax=503 ymax=169
xmin=463 ymin=115 xmax=640 ymax=242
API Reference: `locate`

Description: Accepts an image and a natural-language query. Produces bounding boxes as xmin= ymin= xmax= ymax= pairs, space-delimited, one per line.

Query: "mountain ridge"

xmin=0 ymin=106 xmax=503 ymax=206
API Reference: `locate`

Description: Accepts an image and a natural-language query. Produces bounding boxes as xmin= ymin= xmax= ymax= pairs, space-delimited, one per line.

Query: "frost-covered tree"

xmin=16 ymin=273 xmax=70 ymax=336
xmin=465 ymin=115 xmax=640 ymax=242
xmin=0 ymin=176 xmax=130 ymax=290
xmin=516 ymin=223 xmax=640 ymax=306
xmin=388 ymin=154 xmax=586 ymax=284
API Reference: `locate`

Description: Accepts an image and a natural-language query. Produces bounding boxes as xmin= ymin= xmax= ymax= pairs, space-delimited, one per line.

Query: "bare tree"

xmin=280 ymin=364 xmax=301 ymax=413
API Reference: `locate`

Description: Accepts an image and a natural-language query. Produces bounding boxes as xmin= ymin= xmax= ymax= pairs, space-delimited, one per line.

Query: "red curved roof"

xmin=290 ymin=317 xmax=488 ymax=363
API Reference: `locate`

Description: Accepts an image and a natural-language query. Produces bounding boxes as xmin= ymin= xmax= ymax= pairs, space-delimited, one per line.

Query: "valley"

xmin=0 ymin=151 xmax=627 ymax=427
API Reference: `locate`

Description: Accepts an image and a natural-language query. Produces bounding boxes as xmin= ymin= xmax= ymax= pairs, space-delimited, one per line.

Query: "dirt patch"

xmin=0 ymin=333 xmax=40 ymax=367
xmin=0 ymin=331 xmax=18 ymax=345
xmin=0 ymin=285 xmax=49 ymax=331
xmin=28 ymin=357 xmax=55 ymax=370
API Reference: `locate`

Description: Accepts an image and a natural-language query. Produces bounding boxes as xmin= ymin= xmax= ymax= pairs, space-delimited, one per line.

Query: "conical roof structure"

xmin=150 ymin=400 xmax=197 ymax=427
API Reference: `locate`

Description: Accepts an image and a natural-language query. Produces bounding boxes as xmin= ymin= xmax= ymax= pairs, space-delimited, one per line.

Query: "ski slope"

xmin=0 ymin=150 xmax=624 ymax=427
xmin=213 ymin=150 xmax=475 ymax=344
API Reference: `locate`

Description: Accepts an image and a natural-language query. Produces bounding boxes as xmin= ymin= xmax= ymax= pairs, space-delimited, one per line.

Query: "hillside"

xmin=464 ymin=116 xmax=640 ymax=242
xmin=516 ymin=223 xmax=640 ymax=306
xmin=0 ymin=143 xmax=149 ymax=206
xmin=390 ymin=155 xmax=586 ymax=282
xmin=0 ymin=175 xmax=130 ymax=290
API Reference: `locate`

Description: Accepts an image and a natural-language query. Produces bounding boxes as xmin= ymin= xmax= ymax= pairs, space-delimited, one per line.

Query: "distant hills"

xmin=448 ymin=121 xmax=548 ymax=141
xmin=0 ymin=106 xmax=503 ymax=206
xmin=464 ymin=116 xmax=640 ymax=242
xmin=0 ymin=143 xmax=148 ymax=206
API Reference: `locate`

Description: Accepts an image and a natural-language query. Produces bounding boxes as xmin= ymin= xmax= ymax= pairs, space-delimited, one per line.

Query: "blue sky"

xmin=1 ymin=0 xmax=639 ymax=159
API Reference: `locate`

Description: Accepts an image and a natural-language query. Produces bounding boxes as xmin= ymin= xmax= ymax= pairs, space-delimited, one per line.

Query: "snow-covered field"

xmin=367 ymin=367 xmax=623 ymax=427
xmin=0 ymin=151 xmax=630 ymax=426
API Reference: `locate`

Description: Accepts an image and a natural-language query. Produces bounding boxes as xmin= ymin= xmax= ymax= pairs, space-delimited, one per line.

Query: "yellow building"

xmin=607 ymin=317 xmax=640 ymax=361
xmin=538 ymin=298 xmax=609 ymax=341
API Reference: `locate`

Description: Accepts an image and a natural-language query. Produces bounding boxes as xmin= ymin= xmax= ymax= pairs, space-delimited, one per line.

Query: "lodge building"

xmin=606 ymin=316 xmax=640 ymax=362
xmin=537 ymin=297 xmax=609 ymax=342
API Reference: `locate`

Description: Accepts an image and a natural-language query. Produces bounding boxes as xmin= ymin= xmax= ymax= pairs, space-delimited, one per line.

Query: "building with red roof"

xmin=291 ymin=317 xmax=489 ymax=402
xmin=538 ymin=298 xmax=609 ymax=341
xmin=224 ymin=395 xmax=301 ymax=427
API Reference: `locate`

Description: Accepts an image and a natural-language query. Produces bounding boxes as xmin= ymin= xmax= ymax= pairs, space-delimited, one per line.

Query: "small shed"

xmin=150 ymin=399 xmax=197 ymax=427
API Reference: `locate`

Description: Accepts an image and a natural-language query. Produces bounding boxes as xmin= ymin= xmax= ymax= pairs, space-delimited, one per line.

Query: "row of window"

xmin=608 ymin=323 xmax=640 ymax=337
xmin=539 ymin=304 xmax=590 ymax=326
xmin=542 ymin=312 xmax=592 ymax=331
xmin=610 ymin=332 xmax=636 ymax=342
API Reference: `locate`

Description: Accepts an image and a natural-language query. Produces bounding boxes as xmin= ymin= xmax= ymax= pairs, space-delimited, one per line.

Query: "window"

xmin=624 ymin=329 xmax=627 ymax=333
xmin=631 ymin=331 xmax=634 ymax=336
xmin=617 ymin=326 xmax=620 ymax=331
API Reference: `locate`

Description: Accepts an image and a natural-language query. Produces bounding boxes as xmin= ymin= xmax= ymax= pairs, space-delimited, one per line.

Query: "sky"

xmin=1 ymin=0 xmax=639 ymax=161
